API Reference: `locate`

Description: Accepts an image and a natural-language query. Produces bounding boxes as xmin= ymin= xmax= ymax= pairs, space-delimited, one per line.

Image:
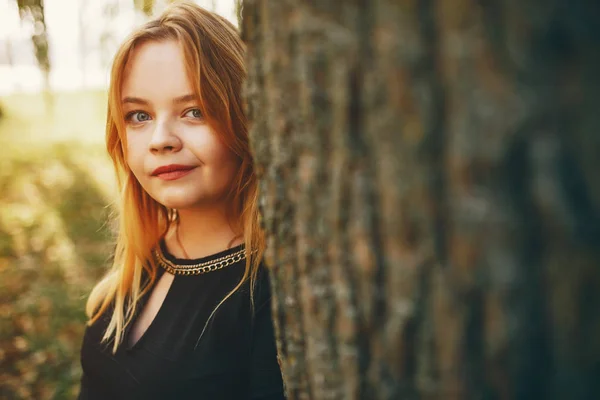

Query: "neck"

xmin=166 ymin=204 xmax=243 ymax=259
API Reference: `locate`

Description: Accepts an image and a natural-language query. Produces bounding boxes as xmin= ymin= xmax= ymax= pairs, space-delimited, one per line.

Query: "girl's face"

xmin=121 ymin=40 xmax=239 ymax=210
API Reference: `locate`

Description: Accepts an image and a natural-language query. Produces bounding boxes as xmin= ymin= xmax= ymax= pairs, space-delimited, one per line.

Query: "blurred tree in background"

xmin=133 ymin=0 xmax=155 ymax=16
xmin=244 ymin=0 xmax=600 ymax=398
xmin=132 ymin=0 xmax=182 ymax=16
xmin=15 ymin=0 xmax=50 ymax=81
xmin=15 ymin=0 xmax=52 ymax=110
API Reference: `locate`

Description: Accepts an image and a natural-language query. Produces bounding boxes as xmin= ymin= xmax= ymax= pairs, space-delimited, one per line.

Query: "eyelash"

xmin=124 ymin=108 xmax=203 ymax=124
xmin=183 ymin=108 xmax=203 ymax=119
xmin=125 ymin=111 xmax=150 ymax=123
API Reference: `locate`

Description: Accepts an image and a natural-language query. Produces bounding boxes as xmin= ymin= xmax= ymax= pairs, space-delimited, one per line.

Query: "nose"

xmin=148 ymin=118 xmax=182 ymax=153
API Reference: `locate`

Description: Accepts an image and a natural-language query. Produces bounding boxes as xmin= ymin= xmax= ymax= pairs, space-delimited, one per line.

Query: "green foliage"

xmin=0 ymin=90 xmax=114 ymax=400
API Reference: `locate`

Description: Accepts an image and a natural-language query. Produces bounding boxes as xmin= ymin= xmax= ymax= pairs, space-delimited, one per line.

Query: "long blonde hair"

xmin=85 ymin=2 xmax=264 ymax=354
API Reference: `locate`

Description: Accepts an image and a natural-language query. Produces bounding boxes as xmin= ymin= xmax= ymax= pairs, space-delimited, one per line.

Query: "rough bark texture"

xmin=243 ymin=1 xmax=600 ymax=399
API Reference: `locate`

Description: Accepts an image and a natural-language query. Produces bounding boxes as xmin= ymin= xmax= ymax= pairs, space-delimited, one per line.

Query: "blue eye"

xmin=126 ymin=111 xmax=151 ymax=123
xmin=184 ymin=109 xmax=203 ymax=119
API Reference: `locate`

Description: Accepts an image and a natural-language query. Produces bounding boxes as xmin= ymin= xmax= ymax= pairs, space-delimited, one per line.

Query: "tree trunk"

xmin=242 ymin=1 xmax=600 ymax=399
xmin=16 ymin=0 xmax=52 ymax=112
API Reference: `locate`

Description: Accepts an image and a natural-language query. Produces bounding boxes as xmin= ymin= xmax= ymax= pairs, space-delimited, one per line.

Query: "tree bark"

xmin=243 ymin=1 xmax=600 ymax=399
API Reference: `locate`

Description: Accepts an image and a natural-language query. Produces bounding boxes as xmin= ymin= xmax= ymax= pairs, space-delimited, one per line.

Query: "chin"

xmin=148 ymin=186 xmax=224 ymax=210
xmin=156 ymin=197 xmax=199 ymax=210
xmin=147 ymin=189 xmax=194 ymax=209
xmin=154 ymin=191 xmax=218 ymax=210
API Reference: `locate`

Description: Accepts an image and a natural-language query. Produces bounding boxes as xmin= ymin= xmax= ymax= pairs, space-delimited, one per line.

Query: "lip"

xmin=151 ymin=164 xmax=196 ymax=180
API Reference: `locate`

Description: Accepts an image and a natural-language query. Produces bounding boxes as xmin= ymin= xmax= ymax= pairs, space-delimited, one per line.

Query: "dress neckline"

xmin=126 ymin=240 xmax=245 ymax=351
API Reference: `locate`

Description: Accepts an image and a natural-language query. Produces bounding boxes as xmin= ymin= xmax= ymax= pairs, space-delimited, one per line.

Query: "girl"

xmin=77 ymin=2 xmax=285 ymax=399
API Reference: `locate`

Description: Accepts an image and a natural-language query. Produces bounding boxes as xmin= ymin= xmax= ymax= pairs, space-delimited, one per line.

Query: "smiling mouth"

xmin=155 ymin=169 xmax=195 ymax=181
xmin=152 ymin=165 xmax=197 ymax=181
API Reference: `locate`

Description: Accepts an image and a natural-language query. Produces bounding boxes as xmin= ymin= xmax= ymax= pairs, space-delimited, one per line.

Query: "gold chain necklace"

xmin=153 ymin=243 xmax=248 ymax=276
xmin=158 ymin=220 xmax=248 ymax=275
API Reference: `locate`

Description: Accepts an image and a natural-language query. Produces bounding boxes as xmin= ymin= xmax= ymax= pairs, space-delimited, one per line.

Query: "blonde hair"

xmin=85 ymin=2 xmax=264 ymax=354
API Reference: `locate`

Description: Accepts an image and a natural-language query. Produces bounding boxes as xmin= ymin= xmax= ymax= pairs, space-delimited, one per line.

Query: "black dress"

xmin=78 ymin=242 xmax=285 ymax=400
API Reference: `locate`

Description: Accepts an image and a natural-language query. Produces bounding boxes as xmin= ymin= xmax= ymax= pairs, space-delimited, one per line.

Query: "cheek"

xmin=198 ymin=140 xmax=239 ymax=186
xmin=192 ymin=131 xmax=236 ymax=167
xmin=125 ymin=139 xmax=145 ymax=177
xmin=211 ymin=145 xmax=239 ymax=176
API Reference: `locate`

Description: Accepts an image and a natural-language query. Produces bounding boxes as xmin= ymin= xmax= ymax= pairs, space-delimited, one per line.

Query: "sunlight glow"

xmin=0 ymin=0 xmax=238 ymax=95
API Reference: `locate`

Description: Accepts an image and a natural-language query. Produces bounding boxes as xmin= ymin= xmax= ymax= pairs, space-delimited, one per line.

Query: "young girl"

xmin=77 ymin=3 xmax=285 ymax=399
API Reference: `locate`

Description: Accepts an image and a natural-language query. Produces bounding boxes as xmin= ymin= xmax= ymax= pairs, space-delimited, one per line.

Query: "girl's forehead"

xmin=130 ymin=39 xmax=183 ymax=62
xmin=121 ymin=40 xmax=196 ymax=102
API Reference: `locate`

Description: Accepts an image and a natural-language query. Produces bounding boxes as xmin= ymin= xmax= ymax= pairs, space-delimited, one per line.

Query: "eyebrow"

xmin=173 ymin=94 xmax=198 ymax=104
xmin=121 ymin=94 xmax=198 ymax=105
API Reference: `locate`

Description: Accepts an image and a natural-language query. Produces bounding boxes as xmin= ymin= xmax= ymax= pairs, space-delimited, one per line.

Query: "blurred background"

xmin=0 ymin=1 xmax=239 ymax=398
